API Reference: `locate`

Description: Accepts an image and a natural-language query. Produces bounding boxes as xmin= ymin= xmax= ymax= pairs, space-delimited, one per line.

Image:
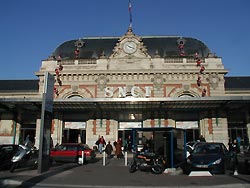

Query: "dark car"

xmin=0 ymin=144 xmax=19 ymax=170
xmin=182 ymin=142 xmax=232 ymax=175
xmin=50 ymin=143 xmax=96 ymax=164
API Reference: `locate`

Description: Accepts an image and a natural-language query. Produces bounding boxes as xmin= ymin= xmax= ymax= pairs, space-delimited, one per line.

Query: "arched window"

xmin=179 ymin=94 xmax=193 ymax=98
xmin=68 ymin=95 xmax=83 ymax=99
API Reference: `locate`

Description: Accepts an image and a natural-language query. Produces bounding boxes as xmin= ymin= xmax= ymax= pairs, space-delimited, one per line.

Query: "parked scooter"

xmin=9 ymin=143 xmax=38 ymax=173
xmin=129 ymin=150 xmax=165 ymax=174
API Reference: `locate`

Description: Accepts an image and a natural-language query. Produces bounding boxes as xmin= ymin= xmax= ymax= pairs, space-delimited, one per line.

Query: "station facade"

xmin=0 ymin=27 xmax=250 ymax=150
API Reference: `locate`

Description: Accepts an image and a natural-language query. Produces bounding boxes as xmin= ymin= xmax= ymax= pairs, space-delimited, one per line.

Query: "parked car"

xmin=0 ymin=144 xmax=19 ymax=170
xmin=50 ymin=143 xmax=96 ymax=164
xmin=182 ymin=142 xmax=232 ymax=175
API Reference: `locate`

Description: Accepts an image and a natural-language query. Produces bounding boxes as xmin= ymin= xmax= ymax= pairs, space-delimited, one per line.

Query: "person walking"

xmin=229 ymin=139 xmax=239 ymax=172
xmin=115 ymin=140 xmax=123 ymax=159
xmin=105 ymin=141 xmax=113 ymax=159
xmin=98 ymin=136 xmax=106 ymax=154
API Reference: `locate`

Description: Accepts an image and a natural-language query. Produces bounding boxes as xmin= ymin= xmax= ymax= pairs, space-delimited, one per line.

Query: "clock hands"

xmin=126 ymin=44 xmax=135 ymax=49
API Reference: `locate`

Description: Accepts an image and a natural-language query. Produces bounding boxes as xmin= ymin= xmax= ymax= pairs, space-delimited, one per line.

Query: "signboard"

xmin=119 ymin=122 xmax=142 ymax=129
xmin=38 ymin=72 xmax=54 ymax=173
xmin=176 ymin=121 xmax=199 ymax=129
xmin=65 ymin=122 xmax=86 ymax=129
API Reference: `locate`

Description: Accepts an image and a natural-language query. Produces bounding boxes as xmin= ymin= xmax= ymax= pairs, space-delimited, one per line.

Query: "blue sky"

xmin=0 ymin=0 xmax=249 ymax=80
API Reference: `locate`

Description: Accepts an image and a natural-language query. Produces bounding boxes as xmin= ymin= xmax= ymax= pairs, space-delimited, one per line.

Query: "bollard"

xmin=103 ymin=152 xmax=106 ymax=166
xmin=82 ymin=151 xmax=84 ymax=165
xmin=125 ymin=151 xmax=127 ymax=166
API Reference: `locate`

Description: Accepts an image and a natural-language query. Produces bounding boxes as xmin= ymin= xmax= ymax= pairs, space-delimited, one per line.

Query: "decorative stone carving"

xmin=74 ymin=39 xmax=85 ymax=48
xmin=110 ymin=27 xmax=151 ymax=59
xmin=96 ymin=75 xmax=109 ymax=91
xmin=152 ymin=74 xmax=165 ymax=90
xmin=183 ymin=85 xmax=190 ymax=91
xmin=72 ymin=85 xmax=78 ymax=93
xmin=207 ymin=75 xmax=220 ymax=90
xmin=154 ymin=49 xmax=160 ymax=58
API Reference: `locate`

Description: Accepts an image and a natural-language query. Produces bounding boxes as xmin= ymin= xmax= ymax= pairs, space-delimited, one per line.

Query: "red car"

xmin=50 ymin=143 xmax=96 ymax=164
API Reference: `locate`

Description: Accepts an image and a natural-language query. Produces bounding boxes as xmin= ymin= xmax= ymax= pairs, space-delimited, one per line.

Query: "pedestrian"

xmin=115 ymin=140 xmax=123 ymax=159
xmin=97 ymin=136 xmax=106 ymax=154
xmin=105 ymin=141 xmax=113 ymax=159
xmin=229 ymin=139 xmax=239 ymax=171
xmin=147 ymin=136 xmax=154 ymax=152
xmin=127 ymin=135 xmax=132 ymax=152
xmin=236 ymin=135 xmax=241 ymax=151
xmin=199 ymin=135 xmax=206 ymax=142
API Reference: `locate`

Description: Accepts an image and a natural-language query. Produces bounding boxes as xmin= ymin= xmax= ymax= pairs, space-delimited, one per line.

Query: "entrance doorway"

xmin=20 ymin=124 xmax=36 ymax=144
xmin=118 ymin=121 xmax=142 ymax=151
xmin=118 ymin=129 xmax=133 ymax=151
xmin=185 ymin=129 xmax=199 ymax=142
xmin=176 ymin=121 xmax=199 ymax=142
xmin=63 ymin=121 xmax=86 ymax=143
xmin=63 ymin=129 xmax=86 ymax=143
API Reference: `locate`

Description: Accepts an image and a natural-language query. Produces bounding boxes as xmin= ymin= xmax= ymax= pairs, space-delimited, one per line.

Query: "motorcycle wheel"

xmin=129 ymin=159 xmax=137 ymax=173
xmin=151 ymin=161 xmax=164 ymax=174
xmin=9 ymin=163 xmax=18 ymax=173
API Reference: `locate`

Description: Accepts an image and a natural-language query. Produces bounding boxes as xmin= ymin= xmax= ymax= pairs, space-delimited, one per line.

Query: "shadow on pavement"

xmin=14 ymin=164 xmax=78 ymax=188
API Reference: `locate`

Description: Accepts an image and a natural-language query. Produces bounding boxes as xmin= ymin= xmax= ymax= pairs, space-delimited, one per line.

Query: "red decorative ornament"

xmin=75 ymin=48 xmax=79 ymax=58
xmin=179 ymin=43 xmax=185 ymax=56
xmin=55 ymin=68 xmax=60 ymax=75
xmin=196 ymin=59 xmax=202 ymax=66
xmin=58 ymin=65 xmax=63 ymax=71
xmin=177 ymin=39 xmax=186 ymax=57
xmin=179 ymin=44 xmax=184 ymax=50
xmin=200 ymin=65 xmax=205 ymax=74
xmin=197 ymin=76 xmax=201 ymax=87
xmin=54 ymin=62 xmax=64 ymax=96
xmin=54 ymin=87 xmax=59 ymax=96
xmin=202 ymin=88 xmax=206 ymax=97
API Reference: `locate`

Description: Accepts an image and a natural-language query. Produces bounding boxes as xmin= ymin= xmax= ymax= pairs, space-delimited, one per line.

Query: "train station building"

xmin=0 ymin=27 xmax=250 ymax=151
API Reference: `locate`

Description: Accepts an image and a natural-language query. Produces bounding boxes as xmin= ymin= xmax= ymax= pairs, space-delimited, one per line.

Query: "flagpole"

xmin=128 ymin=0 xmax=132 ymax=28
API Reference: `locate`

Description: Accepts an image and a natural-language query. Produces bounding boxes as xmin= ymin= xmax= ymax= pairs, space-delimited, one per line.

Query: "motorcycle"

xmin=9 ymin=144 xmax=38 ymax=173
xmin=129 ymin=151 xmax=165 ymax=174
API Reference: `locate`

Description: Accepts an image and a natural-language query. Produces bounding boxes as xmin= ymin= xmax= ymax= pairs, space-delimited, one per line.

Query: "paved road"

xmin=0 ymin=156 xmax=250 ymax=188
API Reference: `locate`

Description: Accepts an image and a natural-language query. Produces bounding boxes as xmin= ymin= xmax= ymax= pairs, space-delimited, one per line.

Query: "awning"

xmin=0 ymin=96 xmax=250 ymax=121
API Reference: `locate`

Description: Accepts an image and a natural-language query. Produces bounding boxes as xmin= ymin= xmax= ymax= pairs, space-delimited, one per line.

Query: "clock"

xmin=123 ymin=41 xmax=137 ymax=54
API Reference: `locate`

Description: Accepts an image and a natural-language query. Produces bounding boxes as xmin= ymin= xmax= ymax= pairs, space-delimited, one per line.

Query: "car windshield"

xmin=193 ymin=144 xmax=221 ymax=154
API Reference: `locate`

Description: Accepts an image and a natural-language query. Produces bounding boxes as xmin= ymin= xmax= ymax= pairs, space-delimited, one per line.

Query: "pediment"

xmin=110 ymin=27 xmax=151 ymax=59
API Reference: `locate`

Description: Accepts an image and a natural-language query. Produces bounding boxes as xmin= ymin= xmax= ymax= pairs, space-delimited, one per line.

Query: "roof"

xmin=0 ymin=80 xmax=39 ymax=92
xmin=225 ymin=77 xmax=250 ymax=90
xmin=52 ymin=36 xmax=210 ymax=59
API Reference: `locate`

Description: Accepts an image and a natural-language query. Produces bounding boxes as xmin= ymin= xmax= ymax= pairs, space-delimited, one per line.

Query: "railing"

xmin=58 ymin=59 xmax=97 ymax=65
xmin=164 ymin=57 xmax=205 ymax=64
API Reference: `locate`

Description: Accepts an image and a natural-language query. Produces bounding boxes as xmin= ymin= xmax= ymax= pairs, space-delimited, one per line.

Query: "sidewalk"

xmin=0 ymin=155 xmax=250 ymax=188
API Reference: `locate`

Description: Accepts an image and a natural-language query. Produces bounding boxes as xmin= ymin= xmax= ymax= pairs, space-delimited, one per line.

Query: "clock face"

xmin=123 ymin=41 xmax=137 ymax=54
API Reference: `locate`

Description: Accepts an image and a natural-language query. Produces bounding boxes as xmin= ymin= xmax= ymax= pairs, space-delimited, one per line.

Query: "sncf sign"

xmin=104 ymin=86 xmax=152 ymax=98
